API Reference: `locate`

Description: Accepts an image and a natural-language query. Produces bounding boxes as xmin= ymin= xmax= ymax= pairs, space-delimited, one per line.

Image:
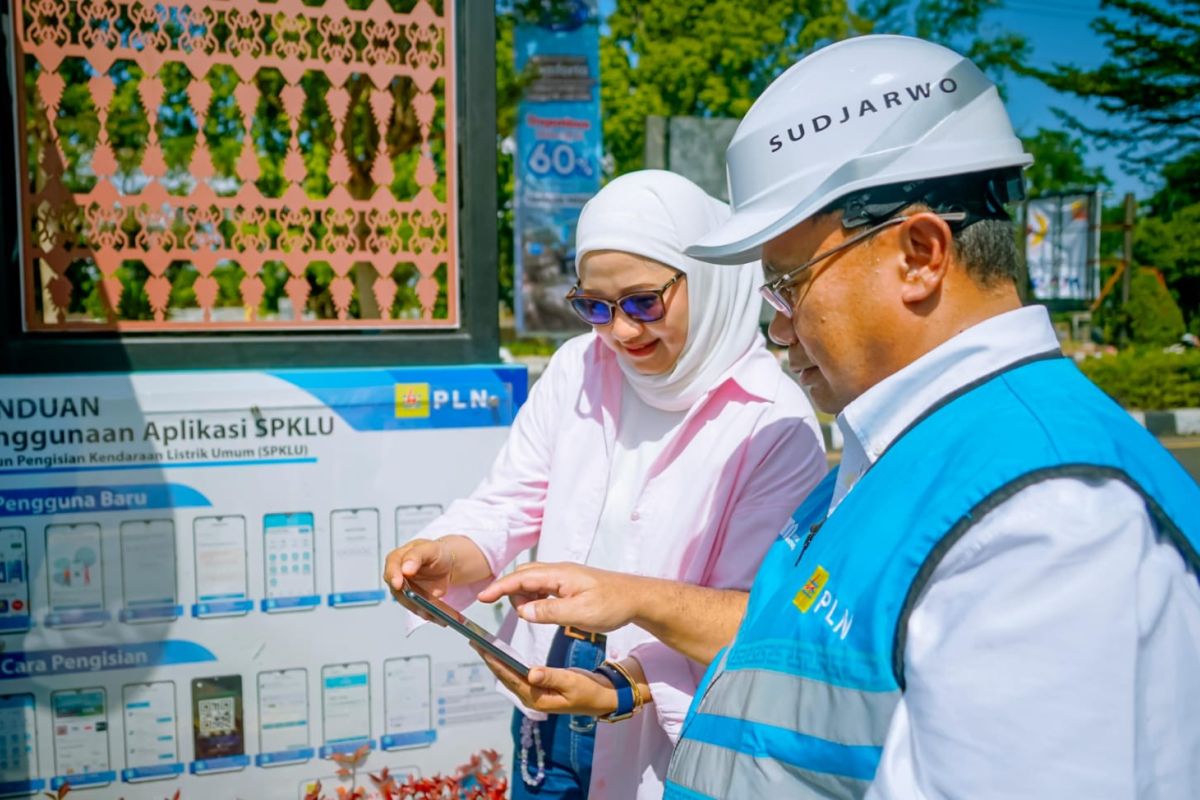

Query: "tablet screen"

xmin=402 ymin=586 xmax=530 ymax=677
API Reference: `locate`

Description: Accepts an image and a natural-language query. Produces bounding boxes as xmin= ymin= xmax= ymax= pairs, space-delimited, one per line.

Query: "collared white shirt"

xmin=832 ymin=306 xmax=1200 ymax=799
xmin=587 ymin=381 xmax=687 ymax=571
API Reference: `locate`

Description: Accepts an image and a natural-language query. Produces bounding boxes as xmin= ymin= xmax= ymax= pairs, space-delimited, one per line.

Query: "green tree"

xmin=594 ymin=0 xmax=1031 ymax=176
xmin=1125 ymin=268 xmax=1186 ymax=346
xmin=1019 ymin=0 xmax=1199 ymax=172
xmin=1021 ymin=127 xmax=1110 ymax=197
xmin=1134 ymin=210 xmax=1200 ymax=331
xmin=495 ymin=7 xmax=528 ymax=314
xmin=1130 ymin=151 xmax=1200 ymax=331
xmin=1146 ymin=150 xmax=1200 ymax=219
xmin=599 ymin=1 xmax=865 ymax=175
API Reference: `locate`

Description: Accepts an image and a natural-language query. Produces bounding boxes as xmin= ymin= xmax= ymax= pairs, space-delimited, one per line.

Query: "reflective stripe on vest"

xmin=696 ymin=668 xmax=898 ymax=746
xmin=667 ymin=735 xmax=873 ymax=800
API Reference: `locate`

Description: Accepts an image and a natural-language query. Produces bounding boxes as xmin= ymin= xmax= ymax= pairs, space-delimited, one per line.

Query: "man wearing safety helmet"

xmin=477 ymin=35 xmax=1200 ymax=798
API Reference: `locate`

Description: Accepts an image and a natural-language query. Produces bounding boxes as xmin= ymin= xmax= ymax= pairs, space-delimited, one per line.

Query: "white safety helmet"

xmin=687 ymin=34 xmax=1033 ymax=264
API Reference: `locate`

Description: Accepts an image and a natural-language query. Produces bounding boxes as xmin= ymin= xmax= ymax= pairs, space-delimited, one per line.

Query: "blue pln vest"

xmin=665 ymin=355 xmax=1200 ymax=800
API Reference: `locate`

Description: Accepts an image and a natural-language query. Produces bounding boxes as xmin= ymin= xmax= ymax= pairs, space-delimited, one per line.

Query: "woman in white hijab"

xmin=386 ymin=171 xmax=826 ymax=799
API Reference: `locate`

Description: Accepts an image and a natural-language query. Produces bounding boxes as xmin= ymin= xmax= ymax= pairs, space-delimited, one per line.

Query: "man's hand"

xmin=477 ymin=563 xmax=639 ymax=633
xmin=479 ymin=562 xmax=749 ymax=666
xmin=471 ymin=645 xmax=619 ymax=717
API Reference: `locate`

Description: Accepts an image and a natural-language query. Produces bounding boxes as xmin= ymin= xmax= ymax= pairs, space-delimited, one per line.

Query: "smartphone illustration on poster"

xmin=0 ymin=528 xmax=31 ymax=634
xmin=190 ymin=675 xmax=245 ymax=774
xmin=262 ymin=513 xmax=318 ymax=613
xmin=0 ymin=693 xmax=42 ymax=796
xmin=45 ymin=523 xmax=109 ymax=628
xmin=320 ymin=663 xmax=372 ymax=756
xmin=192 ymin=516 xmax=251 ymax=618
xmin=329 ymin=509 xmax=383 ymax=607
xmin=256 ymin=669 xmax=312 ymax=767
xmin=50 ymin=687 xmax=112 ymax=789
xmin=121 ymin=682 xmax=181 ymax=782
xmin=382 ymin=656 xmax=435 ymax=750
xmin=119 ymin=520 xmax=180 ymax=623
xmin=393 ymin=505 xmax=443 ymax=548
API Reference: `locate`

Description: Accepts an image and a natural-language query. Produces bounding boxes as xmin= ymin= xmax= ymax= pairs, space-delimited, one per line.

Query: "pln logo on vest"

xmin=793 ymin=565 xmax=854 ymax=641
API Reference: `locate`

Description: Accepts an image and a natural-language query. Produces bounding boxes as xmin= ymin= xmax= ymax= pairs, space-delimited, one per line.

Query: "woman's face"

xmin=577 ymin=251 xmax=690 ymax=375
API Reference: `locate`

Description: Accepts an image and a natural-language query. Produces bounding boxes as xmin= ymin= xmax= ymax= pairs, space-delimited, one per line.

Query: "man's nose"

xmin=767 ymin=310 xmax=796 ymax=347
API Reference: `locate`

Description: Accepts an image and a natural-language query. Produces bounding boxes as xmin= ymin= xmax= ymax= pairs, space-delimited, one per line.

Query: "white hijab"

xmin=574 ymin=170 xmax=765 ymax=412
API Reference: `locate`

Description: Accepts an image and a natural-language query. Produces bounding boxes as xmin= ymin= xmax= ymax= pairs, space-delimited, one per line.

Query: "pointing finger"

xmin=518 ymin=597 xmax=577 ymax=625
xmin=477 ymin=567 xmax=564 ymax=604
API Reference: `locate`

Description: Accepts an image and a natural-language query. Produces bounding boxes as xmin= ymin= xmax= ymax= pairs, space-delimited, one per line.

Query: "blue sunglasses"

xmin=565 ymin=272 xmax=685 ymax=325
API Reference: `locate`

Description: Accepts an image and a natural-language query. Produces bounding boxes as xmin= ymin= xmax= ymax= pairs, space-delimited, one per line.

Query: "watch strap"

xmin=594 ymin=661 xmax=635 ymax=721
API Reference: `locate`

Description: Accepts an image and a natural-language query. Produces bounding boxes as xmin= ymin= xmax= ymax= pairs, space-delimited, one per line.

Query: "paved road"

xmin=829 ymin=436 xmax=1200 ymax=485
xmin=1163 ymin=436 xmax=1200 ymax=483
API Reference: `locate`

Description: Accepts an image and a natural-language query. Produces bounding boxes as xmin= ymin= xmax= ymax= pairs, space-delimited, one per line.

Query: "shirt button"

xmin=630 ymin=510 xmax=640 ymax=521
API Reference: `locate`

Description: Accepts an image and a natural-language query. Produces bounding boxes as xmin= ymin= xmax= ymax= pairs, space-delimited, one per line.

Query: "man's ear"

xmin=896 ymin=213 xmax=954 ymax=304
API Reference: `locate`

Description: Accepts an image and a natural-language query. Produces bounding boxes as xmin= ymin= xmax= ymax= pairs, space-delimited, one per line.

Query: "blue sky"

xmin=594 ymin=0 xmax=1152 ymax=199
xmin=991 ymin=0 xmax=1149 ymax=199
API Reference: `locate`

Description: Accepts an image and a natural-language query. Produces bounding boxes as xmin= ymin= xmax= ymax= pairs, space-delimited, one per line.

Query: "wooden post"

xmin=1121 ymin=192 xmax=1135 ymax=305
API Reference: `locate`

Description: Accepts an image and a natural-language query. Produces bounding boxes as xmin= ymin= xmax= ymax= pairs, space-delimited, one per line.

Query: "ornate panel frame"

xmin=0 ymin=1 xmax=498 ymax=372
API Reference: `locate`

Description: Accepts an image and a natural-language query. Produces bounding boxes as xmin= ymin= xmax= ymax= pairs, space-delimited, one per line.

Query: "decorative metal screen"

xmin=13 ymin=0 xmax=458 ymax=331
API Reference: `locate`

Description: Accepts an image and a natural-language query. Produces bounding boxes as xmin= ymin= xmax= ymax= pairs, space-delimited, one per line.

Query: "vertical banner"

xmin=513 ymin=0 xmax=603 ymax=333
xmin=1026 ymin=193 xmax=1100 ymax=301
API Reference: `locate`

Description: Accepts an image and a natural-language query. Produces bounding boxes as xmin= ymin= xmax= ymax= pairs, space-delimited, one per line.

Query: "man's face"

xmin=763 ymin=214 xmax=898 ymax=414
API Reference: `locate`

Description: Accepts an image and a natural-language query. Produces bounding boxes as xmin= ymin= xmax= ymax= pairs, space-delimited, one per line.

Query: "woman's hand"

xmin=472 ymin=645 xmax=620 ymax=717
xmin=383 ymin=538 xmax=456 ymax=617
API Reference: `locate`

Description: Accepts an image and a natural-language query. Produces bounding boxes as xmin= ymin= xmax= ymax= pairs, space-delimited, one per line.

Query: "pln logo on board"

xmin=394 ymin=384 xmax=431 ymax=418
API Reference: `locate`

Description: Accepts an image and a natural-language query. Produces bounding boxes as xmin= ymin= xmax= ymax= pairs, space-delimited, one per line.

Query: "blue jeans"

xmin=510 ymin=629 xmax=605 ymax=800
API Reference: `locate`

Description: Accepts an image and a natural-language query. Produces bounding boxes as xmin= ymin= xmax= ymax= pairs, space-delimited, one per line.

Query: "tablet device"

xmin=401 ymin=585 xmax=531 ymax=678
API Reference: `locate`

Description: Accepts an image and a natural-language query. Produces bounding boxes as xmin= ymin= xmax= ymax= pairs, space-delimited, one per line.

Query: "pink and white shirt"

xmin=418 ymin=332 xmax=826 ymax=799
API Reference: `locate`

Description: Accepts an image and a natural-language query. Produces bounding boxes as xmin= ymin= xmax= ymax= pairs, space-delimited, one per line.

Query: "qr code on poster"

xmin=198 ymin=696 xmax=235 ymax=736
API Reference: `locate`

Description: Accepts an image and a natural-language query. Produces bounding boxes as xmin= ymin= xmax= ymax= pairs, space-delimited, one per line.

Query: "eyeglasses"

xmin=760 ymin=211 xmax=967 ymax=317
xmin=566 ymin=272 xmax=686 ymax=326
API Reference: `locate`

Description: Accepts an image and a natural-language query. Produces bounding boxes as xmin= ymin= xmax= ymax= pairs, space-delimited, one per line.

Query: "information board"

xmin=0 ymin=366 xmax=527 ymax=798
